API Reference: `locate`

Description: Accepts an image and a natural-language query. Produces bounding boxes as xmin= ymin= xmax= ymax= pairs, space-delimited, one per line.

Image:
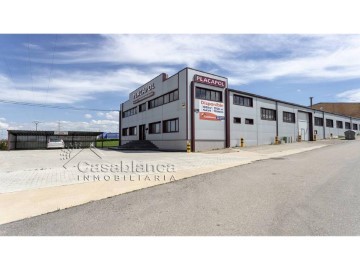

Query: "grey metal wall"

xmin=121 ymin=68 xmax=360 ymax=151
xmin=186 ymin=69 xmax=228 ymax=151
xmin=121 ymin=70 xmax=187 ymax=150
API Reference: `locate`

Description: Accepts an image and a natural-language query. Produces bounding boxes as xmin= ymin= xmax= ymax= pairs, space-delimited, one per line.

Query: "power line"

xmin=0 ymin=99 xmax=118 ymax=112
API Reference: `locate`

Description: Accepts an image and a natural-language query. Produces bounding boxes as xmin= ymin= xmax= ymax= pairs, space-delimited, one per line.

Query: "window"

xmin=148 ymin=89 xmax=179 ymax=109
xmin=139 ymin=103 xmax=146 ymax=112
xmin=122 ymin=128 xmax=128 ymax=136
xmin=326 ymin=119 xmax=334 ymax=127
xmin=163 ymin=118 xmax=179 ymax=133
xmin=195 ymin=87 xmax=222 ymax=102
xmin=149 ymin=121 xmax=161 ymax=134
xmin=283 ymin=112 xmax=295 ymax=123
xmin=233 ymin=94 xmax=253 ymax=107
xmin=336 ymin=121 xmax=343 ymax=129
xmin=261 ymin=108 xmax=276 ymax=121
xmin=129 ymin=126 xmax=137 ymax=136
xmin=353 ymin=123 xmax=358 ymax=130
xmin=345 ymin=122 xmax=351 ymax=129
xmin=122 ymin=107 xmax=137 ymax=118
xmin=245 ymin=118 xmax=254 ymax=125
xmin=315 ymin=117 xmax=324 ymax=126
xmin=233 ymin=117 xmax=241 ymax=124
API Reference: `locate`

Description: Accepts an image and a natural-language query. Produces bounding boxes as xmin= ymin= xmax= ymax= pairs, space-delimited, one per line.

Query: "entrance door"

xmin=298 ymin=112 xmax=310 ymax=141
xmin=139 ymin=124 xmax=146 ymax=140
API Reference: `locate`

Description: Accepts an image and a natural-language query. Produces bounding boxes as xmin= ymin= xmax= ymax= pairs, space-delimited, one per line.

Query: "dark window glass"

xmin=149 ymin=122 xmax=161 ymax=134
xmin=336 ymin=121 xmax=343 ymax=129
xmin=195 ymin=87 xmax=222 ymax=102
xmin=315 ymin=117 xmax=324 ymax=126
xmin=122 ymin=128 xmax=128 ymax=136
xmin=326 ymin=119 xmax=334 ymax=127
xmin=261 ymin=108 xmax=276 ymax=121
xmin=148 ymin=89 xmax=179 ymax=109
xmin=245 ymin=118 xmax=254 ymax=125
xmin=129 ymin=126 xmax=137 ymax=136
xmin=353 ymin=123 xmax=358 ymax=130
xmin=233 ymin=117 xmax=241 ymax=124
xmin=139 ymin=103 xmax=146 ymax=112
xmin=173 ymin=90 xmax=179 ymax=100
xmin=233 ymin=95 xmax=253 ymax=107
xmin=283 ymin=112 xmax=295 ymax=123
xmin=345 ymin=122 xmax=351 ymax=129
xmin=122 ymin=107 xmax=137 ymax=118
xmin=163 ymin=118 xmax=179 ymax=133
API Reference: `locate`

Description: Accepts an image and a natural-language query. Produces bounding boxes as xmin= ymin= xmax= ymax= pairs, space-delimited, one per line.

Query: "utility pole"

xmin=32 ymin=121 xmax=41 ymax=131
xmin=309 ymin=97 xmax=314 ymax=107
xmin=58 ymin=121 xmax=61 ymax=132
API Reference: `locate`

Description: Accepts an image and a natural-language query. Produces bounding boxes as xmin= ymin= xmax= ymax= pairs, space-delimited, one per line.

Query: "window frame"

xmin=195 ymin=87 xmax=222 ymax=102
xmin=326 ymin=119 xmax=334 ymax=128
xmin=163 ymin=118 xmax=179 ymax=133
xmin=233 ymin=94 xmax=253 ymax=107
xmin=233 ymin=117 xmax=241 ymax=124
xmin=261 ymin=108 xmax=277 ymax=121
xmin=283 ymin=111 xmax=295 ymax=123
xmin=128 ymin=126 xmax=137 ymax=136
xmin=245 ymin=118 xmax=254 ymax=125
xmin=149 ymin=121 xmax=161 ymax=134
xmin=315 ymin=117 xmax=324 ymax=126
xmin=336 ymin=121 xmax=343 ymax=129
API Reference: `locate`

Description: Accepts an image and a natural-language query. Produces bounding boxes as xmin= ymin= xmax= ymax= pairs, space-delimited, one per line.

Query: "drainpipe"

xmin=323 ymin=111 xmax=326 ymax=139
xmin=276 ymin=101 xmax=279 ymax=138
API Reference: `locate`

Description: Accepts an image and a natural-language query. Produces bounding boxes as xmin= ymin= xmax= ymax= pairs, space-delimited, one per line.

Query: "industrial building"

xmin=7 ymin=130 xmax=102 ymax=150
xmin=119 ymin=68 xmax=360 ymax=152
xmin=311 ymin=102 xmax=360 ymax=118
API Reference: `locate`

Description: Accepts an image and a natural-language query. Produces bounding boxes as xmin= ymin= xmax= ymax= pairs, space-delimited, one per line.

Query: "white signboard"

xmin=199 ymin=100 xmax=225 ymax=121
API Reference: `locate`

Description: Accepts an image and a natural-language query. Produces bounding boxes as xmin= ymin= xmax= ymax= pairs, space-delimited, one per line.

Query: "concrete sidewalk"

xmin=0 ymin=141 xmax=335 ymax=225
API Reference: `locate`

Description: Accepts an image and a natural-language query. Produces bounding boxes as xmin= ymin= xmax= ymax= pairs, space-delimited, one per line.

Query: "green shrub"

xmin=0 ymin=140 xmax=7 ymax=150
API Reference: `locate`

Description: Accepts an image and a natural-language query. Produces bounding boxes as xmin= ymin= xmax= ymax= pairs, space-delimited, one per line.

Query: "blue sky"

xmin=1 ymin=34 xmax=360 ymax=138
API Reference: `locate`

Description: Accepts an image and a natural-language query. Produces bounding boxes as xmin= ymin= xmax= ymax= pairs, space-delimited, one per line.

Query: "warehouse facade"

xmin=120 ymin=68 xmax=360 ymax=151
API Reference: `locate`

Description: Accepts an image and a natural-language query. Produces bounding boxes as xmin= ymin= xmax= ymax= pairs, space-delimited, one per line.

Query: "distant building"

xmin=312 ymin=103 xmax=360 ymax=118
xmin=7 ymin=130 xmax=102 ymax=150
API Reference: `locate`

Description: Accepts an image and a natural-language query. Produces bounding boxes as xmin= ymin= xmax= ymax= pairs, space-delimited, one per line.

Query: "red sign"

xmin=194 ymin=75 xmax=226 ymax=88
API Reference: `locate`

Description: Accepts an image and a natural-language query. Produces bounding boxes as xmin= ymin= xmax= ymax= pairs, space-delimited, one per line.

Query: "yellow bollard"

xmin=313 ymin=134 xmax=317 ymax=141
xmin=298 ymin=135 xmax=302 ymax=142
xmin=186 ymin=141 xmax=191 ymax=153
xmin=240 ymin=138 xmax=244 ymax=147
xmin=275 ymin=136 xmax=279 ymax=145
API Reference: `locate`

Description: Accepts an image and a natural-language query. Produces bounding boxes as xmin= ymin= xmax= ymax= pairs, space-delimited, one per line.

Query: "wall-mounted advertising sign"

xmin=194 ymin=75 xmax=226 ymax=88
xmin=132 ymin=83 xmax=155 ymax=104
xmin=199 ymin=100 xmax=225 ymax=121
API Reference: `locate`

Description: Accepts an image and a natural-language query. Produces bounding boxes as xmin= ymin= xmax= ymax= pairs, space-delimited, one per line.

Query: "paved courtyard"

xmin=0 ymin=140 xmax=345 ymax=225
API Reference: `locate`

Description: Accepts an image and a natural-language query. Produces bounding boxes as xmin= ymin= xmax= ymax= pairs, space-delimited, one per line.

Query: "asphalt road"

xmin=1 ymin=140 xmax=360 ymax=236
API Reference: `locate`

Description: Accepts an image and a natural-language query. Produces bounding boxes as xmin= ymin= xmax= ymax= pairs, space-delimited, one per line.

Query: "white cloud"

xmin=0 ymin=118 xmax=9 ymax=130
xmin=0 ymin=67 xmax=163 ymax=104
xmin=104 ymin=111 xmax=119 ymax=120
xmin=84 ymin=113 xmax=92 ymax=119
xmin=31 ymin=34 xmax=360 ymax=86
xmin=336 ymin=89 xmax=360 ymax=102
xmin=23 ymin=43 xmax=42 ymax=50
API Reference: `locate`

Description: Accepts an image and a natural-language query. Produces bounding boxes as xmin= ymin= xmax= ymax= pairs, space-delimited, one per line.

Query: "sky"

xmin=1 ymin=34 xmax=360 ymax=138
